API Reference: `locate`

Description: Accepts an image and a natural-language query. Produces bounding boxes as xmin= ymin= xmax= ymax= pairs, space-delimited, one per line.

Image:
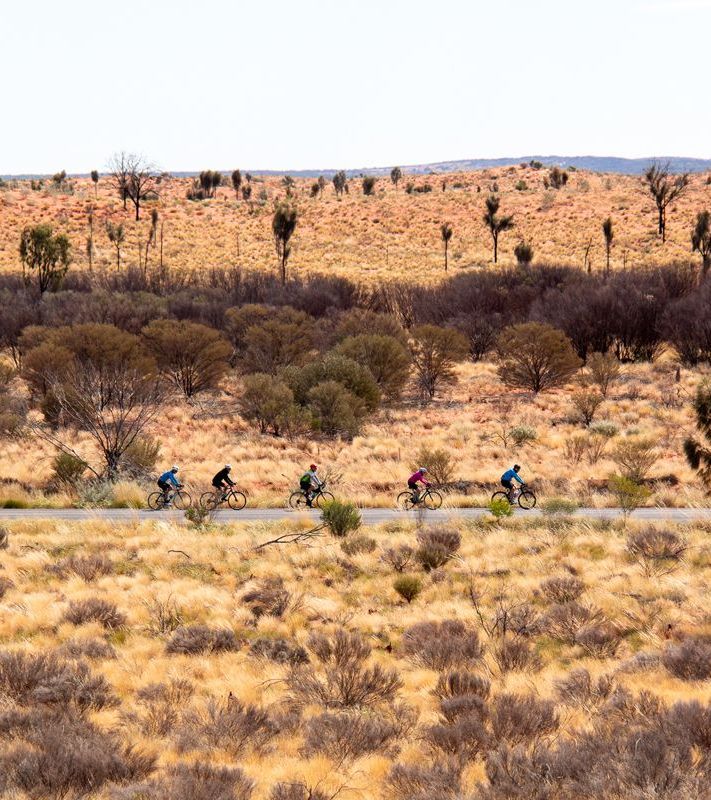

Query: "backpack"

xmin=300 ymin=473 xmax=312 ymax=489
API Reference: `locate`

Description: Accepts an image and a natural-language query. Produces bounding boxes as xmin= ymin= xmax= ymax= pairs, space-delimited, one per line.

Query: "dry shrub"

xmin=666 ymin=700 xmax=711 ymax=749
xmin=575 ymin=624 xmax=621 ymax=658
xmin=402 ymin=619 xmax=483 ymax=671
xmin=381 ymin=544 xmax=414 ymax=572
xmin=53 ymin=553 xmax=114 ymax=582
xmin=540 ymin=575 xmax=585 ymax=604
xmin=0 ymin=526 xmax=8 ymax=549
xmin=124 ymin=762 xmax=254 ymax=800
xmin=489 ymin=693 xmax=559 ymax=745
xmin=0 ymin=708 xmax=155 ymax=800
xmin=415 ymin=527 xmax=461 ymax=571
xmin=426 ymin=710 xmax=490 ymax=762
xmin=269 ymin=782 xmax=330 ymax=800
xmin=63 ymin=598 xmax=126 ymax=629
xmin=179 ymin=696 xmax=281 ymax=756
xmin=492 ymin=637 xmax=542 ymax=673
xmin=610 ymin=436 xmax=659 ymax=482
xmin=0 ymin=649 xmax=117 ymax=711
xmin=58 ymin=637 xmax=117 ymax=661
xmin=434 ymin=670 xmax=491 ymax=701
xmin=386 ymin=759 xmax=462 ymax=800
xmin=249 ymin=637 xmax=309 ymax=665
xmin=554 ymin=668 xmax=616 ymax=709
xmin=166 ymin=625 xmax=241 ymax=655
xmin=542 ymin=602 xmax=603 ymax=643
xmin=662 ymin=636 xmax=711 ymax=681
xmin=0 ymin=576 xmax=14 ymax=599
xmin=242 ymin=577 xmax=291 ymax=618
xmin=341 ymin=534 xmax=377 ymax=556
xmin=627 ymin=528 xmax=687 ymax=576
xmin=303 ymin=706 xmax=415 ymax=761
xmin=143 ymin=596 xmax=185 ymax=635
xmin=288 ymin=628 xmax=401 ymax=708
xmin=132 ymin=679 xmax=194 ymax=736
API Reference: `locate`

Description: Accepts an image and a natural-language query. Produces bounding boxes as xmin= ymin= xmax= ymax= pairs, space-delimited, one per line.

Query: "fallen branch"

xmin=254 ymin=524 xmax=327 ymax=550
xmin=168 ymin=549 xmax=191 ymax=559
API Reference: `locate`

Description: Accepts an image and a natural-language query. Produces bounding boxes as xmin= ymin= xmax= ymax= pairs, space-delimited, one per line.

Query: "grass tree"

xmin=483 ymin=194 xmax=514 ymax=263
xmin=684 ymin=381 xmax=711 ymax=486
xmin=390 ymin=166 xmax=402 ymax=190
xmin=91 ymin=169 xmax=99 ymax=197
xmin=440 ymin=223 xmax=453 ymax=272
xmin=643 ymin=162 xmax=689 ymax=242
xmin=602 ymin=217 xmax=614 ymax=273
xmin=105 ymin=221 xmax=125 ymax=270
xmin=691 ymin=210 xmax=711 ymax=274
xmin=272 ymin=200 xmax=298 ymax=284
xmin=231 ymin=169 xmax=242 ymax=198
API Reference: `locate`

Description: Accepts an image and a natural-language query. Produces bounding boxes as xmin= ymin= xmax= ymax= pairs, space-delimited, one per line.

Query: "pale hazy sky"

xmin=1 ymin=0 xmax=710 ymax=174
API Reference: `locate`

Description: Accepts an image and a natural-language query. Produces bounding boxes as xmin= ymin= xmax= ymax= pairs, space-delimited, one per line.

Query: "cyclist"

xmin=407 ymin=467 xmax=430 ymax=504
xmin=299 ymin=464 xmax=322 ymax=508
xmin=501 ymin=464 xmax=524 ymax=501
xmin=212 ymin=464 xmax=235 ymax=501
xmin=157 ymin=465 xmax=181 ymax=504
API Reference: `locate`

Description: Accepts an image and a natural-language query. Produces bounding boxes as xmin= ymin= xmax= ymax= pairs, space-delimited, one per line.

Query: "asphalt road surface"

xmin=0 ymin=507 xmax=710 ymax=524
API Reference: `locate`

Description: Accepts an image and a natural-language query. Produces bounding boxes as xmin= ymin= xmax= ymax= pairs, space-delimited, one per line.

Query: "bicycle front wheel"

xmin=397 ymin=491 xmax=416 ymax=511
xmin=315 ymin=491 xmax=334 ymax=508
xmin=423 ymin=490 xmax=442 ymax=510
xmin=518 ymin=490 xmax=537 ymax=510
xmin=172 ymin=490 xmax=191 ymax=510
xmin=200 ymin=491 xmax=220 ymax=511
xmin=228 ymin=491 xmax=247 ymax=510
xmin=289 ymin=491 xmax=308 ymax=509
xmin=490 ymin=491 xmax=511 ymax=504
xmin=147 ymin=492 xmax=164 ymax=510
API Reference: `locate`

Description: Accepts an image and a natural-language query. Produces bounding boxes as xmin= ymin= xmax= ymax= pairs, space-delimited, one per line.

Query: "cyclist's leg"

xmin=158 ymin=480 xmax=170 ymax=503
xmin=408 ymin=481 xmax=419 ymax=503
xmin=501 ymin=479 xmax=513 ymax=501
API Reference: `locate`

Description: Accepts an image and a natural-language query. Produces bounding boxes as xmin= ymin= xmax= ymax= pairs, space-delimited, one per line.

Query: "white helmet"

xmin=225 ymin=464 xmax=232 ymax=470
xmin=419 ymin=467 xmax=428 ymax=473
xmin=171 ymin=465 xmax=179 ymax=471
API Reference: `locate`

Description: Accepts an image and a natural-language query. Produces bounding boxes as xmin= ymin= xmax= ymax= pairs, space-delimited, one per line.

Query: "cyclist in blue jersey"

xmin=501 ymin=464 xmax=524 ymax=501
xmin=157 ymin=465 xmax=181 ymax=503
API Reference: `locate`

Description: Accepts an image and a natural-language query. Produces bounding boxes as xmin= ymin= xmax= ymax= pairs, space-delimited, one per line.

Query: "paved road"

xmin=1 ymin=507 xmax=710 ymax=524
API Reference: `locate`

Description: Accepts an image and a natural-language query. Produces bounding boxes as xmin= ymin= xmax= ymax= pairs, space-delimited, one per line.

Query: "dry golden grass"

xmin=2 ymin=164 xmax=711 ymax=283
xmin=1 ymin=513 xmax=710 ymax=798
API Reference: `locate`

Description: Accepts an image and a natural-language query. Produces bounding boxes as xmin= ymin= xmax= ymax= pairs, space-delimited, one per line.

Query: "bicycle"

xmin=397 ymin=486 xmax=443 ymax=511
xmin=490 ymin=484 xmax=537 ymax=510
xmin=288 ymin=482 xmax=335 ymax=509
xmin=147 ymin=485 xmax=191 ymax=510
xmin=200 ymin=487 xmax=247 ymax=511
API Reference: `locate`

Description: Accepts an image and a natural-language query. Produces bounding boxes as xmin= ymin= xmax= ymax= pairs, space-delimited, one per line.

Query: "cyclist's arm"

xmin=513 ymin=473 xmax=524 ymax=485
xmin=227 ymin=476 xmax=236 ymax=486
xmin=168 ymin=473 xmax=180 ymax=487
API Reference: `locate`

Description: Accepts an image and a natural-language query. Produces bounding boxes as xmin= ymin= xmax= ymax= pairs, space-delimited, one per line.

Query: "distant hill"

xmin=3 ymin=155 xmax=711 ymax=181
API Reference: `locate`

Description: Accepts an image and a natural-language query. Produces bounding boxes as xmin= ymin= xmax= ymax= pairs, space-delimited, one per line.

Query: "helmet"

xmin=171 ymin=465 xmax=179 ymax=472
xmin=310 ymin=464 xmax=318 ymax=471
xmin=419 ymin=467 xmax=428 ymax=473
xmin=225 ymin=464 xmax=232 ymax=470
xmin=513 ymin=464 xmax=521 ymax=472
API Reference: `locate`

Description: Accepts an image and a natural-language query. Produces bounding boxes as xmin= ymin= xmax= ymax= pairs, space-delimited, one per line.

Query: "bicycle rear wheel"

xmin=172 ymin=490 xmax=191 ymax=510
xmin=518 ymin=490 xmax=537 ymax=510
xmin=397 ymin=491 xmax=416 ymax=510
xmin=289 ymin=491 xmax=308 ymax=509
xmin=200 ymin=491 xmax=220 ymax=511
xmin=423 ymin=490 xmax=442 ymax=510
xmin=314 ymin=491 xmax=334 ymax=508
xmin=147 ymin=492 xmax=164 ymax=510
xmin=228 ymin=491 xmax=247 ymax=510
xmin=490 ymin=491 xmax=511 ymax=504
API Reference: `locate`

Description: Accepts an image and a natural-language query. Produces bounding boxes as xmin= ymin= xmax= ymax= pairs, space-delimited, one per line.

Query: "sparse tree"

xmin=390 ymin=166 xmax=402 ymax=190
xmin=19 ymin=224 xmax=71 ymax=294
xmin=362 ymin=176 xmax=376 ymax=196
xmin=333 ymin=170 xmax=347 ymax=198
xmin=108 ymin=152 xmax=157 ymax=220
xmin=105 ymin=221 xmax=125 ymax=270
xmin=318 ymin=175 xmax=326 ymax=196
xmin=602 ymin=217 xmax=613 ymax=273
xmin=231 ymin=169 xmax=242 ymax=198
xmin=691 ymin=210 xmax=711 ymax=274
xmin=409 ymin=325 xmax=468 ymax=400
xmin=440 ymin=223 xmax=453 ymax=272
xmin=643 ymin=162 xmax=689 ymax=242
xmin=108 ymin=152 xmax=130 ymax=210
xmin=272 ymin=200 xmax=298 ymax=284
xmin=684 ymin=381 xmax=711 ymax=487
xmin=90 ymin=169 xmax=99 ymax=197
xmin=483 ymin=194 xmax=514 ymax=263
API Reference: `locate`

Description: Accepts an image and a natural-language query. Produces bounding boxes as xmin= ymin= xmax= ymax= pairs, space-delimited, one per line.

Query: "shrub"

xmin=393 ymin=575 xmax=423 ymax=604
xmin=489 ymin=693 xmax=559 ymax=744
xmin=626 ymin=528 xmax=687 ymax=576
xmin=122 ymin=435 xmax=161 ymax=478
xmin=589 ymin=420 xmax=619 ymax=438
xmin=54 ymin=554 xmax=114 ymax=582
xmin=0 ymin=527 xmax=8 ymax=549
xmin=610 ymin=437 xmax=659 ymax=482
xmin=286 ymin=354 xmax=381 ymax=411
xmin=402 ymin=620 xmax=483 ymax=670
xmin=321 ymin=499 xmax=361 ymax=537
xmin=540 ymin=498 xmax=580 ymax=516
xmin=307 ymin=380 xmax=365 ymax=437
xmin=242 ymin=317 xmax=313 ymax=374
xmin=166 ymin=625 xmax=241 ymax=655
xmin=270 ymin=783 xmax=330 ymax=800
xmin=134 ymin=678 xmax=194 ymax=736
xmin=249 ymin=637 xmax=309 ymax=665
xmin=335 ymin=334 xmax=411 ymax=400
xmin=492 ymin=638 xmax=542 ymax=673
xmin=433 ymin=671 xmax=491 ymax=701
xmin=426 ymin=710 xmax=489 ymax=761
xmin=554 ymin=668 xmax=615 ymax=709
xmin=0 ymin=576 xmax=14 ymax=599
xmin=62 ymin=598 xmax=126 ymax=629
xmin=332 ymin=309 xmax=408 ymax=347
xmin=386 ymin=760 xmax=462 ymax=800
xmin=510 ymin=425 xmax=537 ymax=446
xmin=411 ymin=446 xmax=458 ymax=485
xmin=142 ymin=320 xmax=231 ymax=397
xmin=575 ymin=623 xmax=621 ymax=658
xmin=409 ymin=325 xmax=468 ymax=400
xmin=303 ymin=710 xmax=403 ymax=761
xmin=586 ymin=351 xmax=621 ymax=396
xmin=495 ymin=322 xmax=582 ymax=393
xmin=542 ymin=602 xmax=602 ymax=644
xmin=571 ymin=389 xmax=604 ymax=426
xmin=57 ymin=638 xmax=117 ymax=661
xmin=51 ymin=451 xmax=88 ymax=487
xmin=489 ymin=497 xmax=513 ymax=518
xmin=548 ymin=166 xmax=569 ymax=189
xmin=662 ymin=636 xmax=711 ymax=681
xmin=540 ymin=575 xmax=584 ymax=604
xmin=240 ymin=373 xmax=296 ymax=436
xmin=341 ymin=534 xmax=377 ymax=555
xmin=141 ymin=762 xmax=254 ymax=800
xmin=514 ymin=241 xmax=534 ymax=265
xmin=608 ymin=474 xmax=652 ymax=515
xmin=242 ymin=577 xmax=291 ymax=618
xmin=415 ymin=527 xmax=461 ymax=571
xmin=362 ymin=176 xmax=377 ymax=195
xmin=381 ymin=544 xmax=414 ymax=572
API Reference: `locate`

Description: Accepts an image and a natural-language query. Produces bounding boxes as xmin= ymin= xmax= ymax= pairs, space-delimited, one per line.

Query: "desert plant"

xmin=489 ymin=692 xmax=559 ymax=744
xmin=602 ymin=217 xmax=614 ymax=272
xmin=249 ymin=637 xmax=309 ymax=665
xmin=332 ymin=170 xmax=347 ymax=196
xmin=415 ymin=527 xmax=461 ymax=571
xmin=321 ymin=499 xmax=361 ymax=537
xmin=662 ymin=636 xmax=711 ymax=681
xmin=571 ymin=388 xmax=604 ymax=426
xmin=626 ymin=527 xmax=687 ymax=576
xmin=540 ymin=575 xmax=585 ymax=603
xmin=51 ymin=450 xmax=88 ymax=487
xmin=489 ymin=497 xmax=513 ymax=518
xmin=643 ymin=162 xmax=689 ymax=242
xmin=58 ymin=638 xmax=117 ymax=661
xmin=362 ymin=175 xmax=377 ymax=195
xmin=684 ymin=381 xmax=711 ymax=487
xmin=390 ymin=166 xmax=402 ymax=189
xmin=483 ymin=194 xmax=514 ymax=263
xmin=411 ymin=446 xmax=458 ymax=485
xmin=140 ymin=762 xmax=254 ymax=800
xmin=514 ymin=240 xmax=534 ymax=266
xmin=575 ymin=623 xmax=621 ymax=658
xmin=133 ymin=678 xmax=194 ymax=736
xmin=240 ymin=374 xmax=296 ymax=436
xmin=586 ymin=351 xmax=621 ymax=396
xmin=303 ymin=709 xmax=405 ymax=761
xmin=335 ymin=334 xmax=411 ymax=400
xmin=610 ymin=437 xmax=659 ymax=481
xmin=0 ymin=576 xmax=14 ymax=599
xmin=441 ymin=222 xmax=453 ymax=272
xmin=341 ymin=534 xmax=377 ymax=555
xmin=62 ymin=598 xmax=126 ymax=629
xmin=409 ymin=324 xmax=468 ymax=400
xmin=548 ymin=166 xmax=568 ymax=189
xmin=58 ymin=554 xmax=114 ymax=582
xmin=272 ymin=200 xmax=298 ymax=284
xmin=402 ymin=619 xmax=483 ymax=670
xmin=19 ymin=224 xmax=71 ymax=294
xmin=166 ymin=625 xmax=241 ymax=655
xmin=381 ymin=544 xmax=414 ymax=572
xmin=492 ymin=638 xmax=542 ymax=673
xmin=386 ymin=760 xmax=462 ymax=800
xmin=496 ymin=322 xmax=582 ymax=393
xmin=393 ymin=575 xmax=423 ymax=604
xmin=242 ymin=577 xmax=291 ymax=618
xmin=510 ymin=425 xmax=537 ymax=446
xmin=433 ymin=670 xmax=490 ymax=701
xmin=554 ymin=667 xmax=616 ymax=709
xmin=691 ymin=210 xmax=711 ymax=273
xmin=609 ymin=474 xmax=651 ymax=516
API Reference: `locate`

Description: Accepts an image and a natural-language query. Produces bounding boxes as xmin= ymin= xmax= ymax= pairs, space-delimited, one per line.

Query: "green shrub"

xmin=393 ymin=575 xmax=423 ymax=604
xmin=51 ymin=451 xmax=88 ymax=487
xmin=510 ymin=425 xmax=537 ymax=446
xmin=610 ymin=437 xmax=659 ymax=482
xmin=321 ymin=500 xmax=361 ymax=537
xmin=589 ymin=421 xmax=619 ymax=438
xmin=335 ymin=335 xmax=410 ymax=401
xmin=308 ymin=381 xmax=365 ymax=437
xmin=2 ymin=499 xmax=28 ymax=509
xmin=76 ymin=481 xmax=115 ymax=508
xmin=411 ymin=446 xmax=458 ymax=485
xmin=122 ymin=436 xmax=161 ymax=478
xmin=514 ymin=241 xmax=534 ymax=265
xmin=608 ymin=474 xmax=651 ymax=516
xmin=240 ymin=373 xmax=296 ymax=435
xmin=489 ymin=498 xmax=513 ymax=518
xmin=285 ymin=354 xmax=381 ymax=411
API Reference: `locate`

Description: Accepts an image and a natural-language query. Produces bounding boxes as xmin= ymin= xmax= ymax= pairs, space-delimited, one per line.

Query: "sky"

xmin=1 ymin=0 xmax=710 ymax=174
